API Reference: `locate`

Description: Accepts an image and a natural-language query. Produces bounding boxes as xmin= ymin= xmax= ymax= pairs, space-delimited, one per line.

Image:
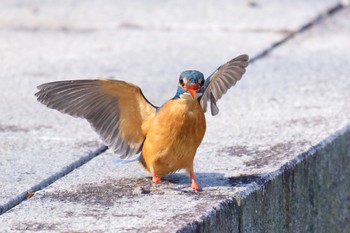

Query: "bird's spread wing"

xmin=35 ymin=79 xmax=157 ymax=159
xmin=200 ymin=54 xmax=249 ymax=116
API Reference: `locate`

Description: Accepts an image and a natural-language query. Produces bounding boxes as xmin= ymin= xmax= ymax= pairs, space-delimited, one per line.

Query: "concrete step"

xmin=1 ymin=1 xmax=349 ymax=232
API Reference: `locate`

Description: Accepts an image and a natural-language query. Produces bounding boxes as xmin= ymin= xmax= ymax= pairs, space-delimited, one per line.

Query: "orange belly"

xmin=141 ymin=99 xmax=206 ymax=177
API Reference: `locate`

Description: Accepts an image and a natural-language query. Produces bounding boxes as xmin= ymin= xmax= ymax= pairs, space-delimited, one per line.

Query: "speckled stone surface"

xmin=1 ymin=1 xmax=349 ymax=232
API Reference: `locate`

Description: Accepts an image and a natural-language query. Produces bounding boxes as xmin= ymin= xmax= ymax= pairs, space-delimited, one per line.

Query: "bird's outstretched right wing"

xmin=200 ymin=54 xmax=249 ymax=116
xmin=35 ymin=79 xmax=157 ymax=159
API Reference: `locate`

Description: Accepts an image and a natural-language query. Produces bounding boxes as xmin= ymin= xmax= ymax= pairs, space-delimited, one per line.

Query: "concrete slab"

xmin=0 ymin=0 xmax=339 ymax=207
xmin=1 ymin=0 xmax=348 ymax=232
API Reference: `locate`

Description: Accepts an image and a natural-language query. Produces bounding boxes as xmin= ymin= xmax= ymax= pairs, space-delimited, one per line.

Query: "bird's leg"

xmin=151 ymin=170 xmax=161 ymax=183
xmin=189 ymin=171 xmax=200 ymax=192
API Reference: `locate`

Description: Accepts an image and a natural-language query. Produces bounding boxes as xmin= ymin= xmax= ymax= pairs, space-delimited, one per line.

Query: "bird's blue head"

xmin=174 ymin=70 xmax=205 ymax=100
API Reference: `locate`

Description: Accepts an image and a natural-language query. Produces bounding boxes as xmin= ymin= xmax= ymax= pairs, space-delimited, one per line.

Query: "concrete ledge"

xmin=179 ymin=125 xmax=350 ymax=232
xmin=1 ymin=1 xmax=350 ymax=232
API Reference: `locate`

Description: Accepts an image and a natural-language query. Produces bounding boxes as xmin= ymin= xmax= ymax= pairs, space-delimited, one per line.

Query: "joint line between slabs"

xmin=249 ymin=2 xmax=346 ymax=64
xmin=0 ymin=145 xmax=108 ymax=215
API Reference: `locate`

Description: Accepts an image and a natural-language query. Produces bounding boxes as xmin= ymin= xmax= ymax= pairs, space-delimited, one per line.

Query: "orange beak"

xmin=187 ymin=84 xmax=199 ymax=100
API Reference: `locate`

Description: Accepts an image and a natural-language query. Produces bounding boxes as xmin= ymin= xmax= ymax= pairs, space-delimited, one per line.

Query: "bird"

xmin=35 ymin=54 xmax=249 ymax=191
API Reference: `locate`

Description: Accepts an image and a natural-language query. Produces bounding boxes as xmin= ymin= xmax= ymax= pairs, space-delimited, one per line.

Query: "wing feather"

xmin=200 ymin=54 xmax=249 ymax=115
xmin=35 ymin=79 xmax=156 ymax=159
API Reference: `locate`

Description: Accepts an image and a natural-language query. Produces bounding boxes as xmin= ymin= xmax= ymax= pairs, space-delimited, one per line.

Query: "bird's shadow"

xmin=41 ymin=172 xmax=265 ymax=206
xmin=161 ymin=172 xmax=265 ymax=190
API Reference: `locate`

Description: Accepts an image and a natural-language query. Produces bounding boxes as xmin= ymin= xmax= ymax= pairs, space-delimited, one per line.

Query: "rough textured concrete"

xmin=237 ymin=127 xmax=350 ymax=233
xmin=0 ymin=0 xmax=286 ymax=205
xmin=1 ymin=0 xmax=336 ymax=207
xmin=178 ymin=125 xmax=350 ymax=233
xmin=1 ymin=0 xmax=350 ymax=232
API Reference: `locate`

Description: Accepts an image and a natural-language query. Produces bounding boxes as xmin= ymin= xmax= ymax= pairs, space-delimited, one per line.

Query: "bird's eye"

xmin=199 ymin=78 xmax=204 ymax=86
xmin=179 ymin=78 xmax=184 ymax=86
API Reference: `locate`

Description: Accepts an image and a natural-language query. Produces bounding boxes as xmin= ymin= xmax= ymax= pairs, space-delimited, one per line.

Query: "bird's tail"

xmin=113 ymin=154 xmax=141 ymax=165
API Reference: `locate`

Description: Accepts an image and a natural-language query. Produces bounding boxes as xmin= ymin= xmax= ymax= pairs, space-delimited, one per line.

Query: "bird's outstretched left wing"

xmin=35 ymin=79 xmax=157 ymax=159
xmin=200 ymin=54 xmax=249 ymax=116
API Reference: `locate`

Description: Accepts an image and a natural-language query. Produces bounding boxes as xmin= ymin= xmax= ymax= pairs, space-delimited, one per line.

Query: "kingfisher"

xmin=35 ymin=54 xmax=249 ymax=191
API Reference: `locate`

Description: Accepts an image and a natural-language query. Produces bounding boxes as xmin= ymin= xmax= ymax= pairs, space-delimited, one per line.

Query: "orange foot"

xmin=190 ymin=173 xmax=200 ymax=192
xmin=152 ymin=171 xmax=161 ymax=183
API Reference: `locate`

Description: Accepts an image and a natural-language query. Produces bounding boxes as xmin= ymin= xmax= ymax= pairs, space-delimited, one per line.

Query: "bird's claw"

xmin=152 ymin=176 xmax=161 ymax=183
xmin=152 ymin=171 xmax=161 ymax=183
xmin=191 ymin=180 xmax=200 ymax=192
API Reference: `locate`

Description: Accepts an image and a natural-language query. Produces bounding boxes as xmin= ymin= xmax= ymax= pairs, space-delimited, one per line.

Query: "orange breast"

xmin=141 ymin=99 xmax=206 ymax=176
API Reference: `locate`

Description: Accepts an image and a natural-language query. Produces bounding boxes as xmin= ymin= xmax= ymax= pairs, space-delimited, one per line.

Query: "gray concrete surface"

xmin=1 ymin=0 xmax=350 ymax=232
